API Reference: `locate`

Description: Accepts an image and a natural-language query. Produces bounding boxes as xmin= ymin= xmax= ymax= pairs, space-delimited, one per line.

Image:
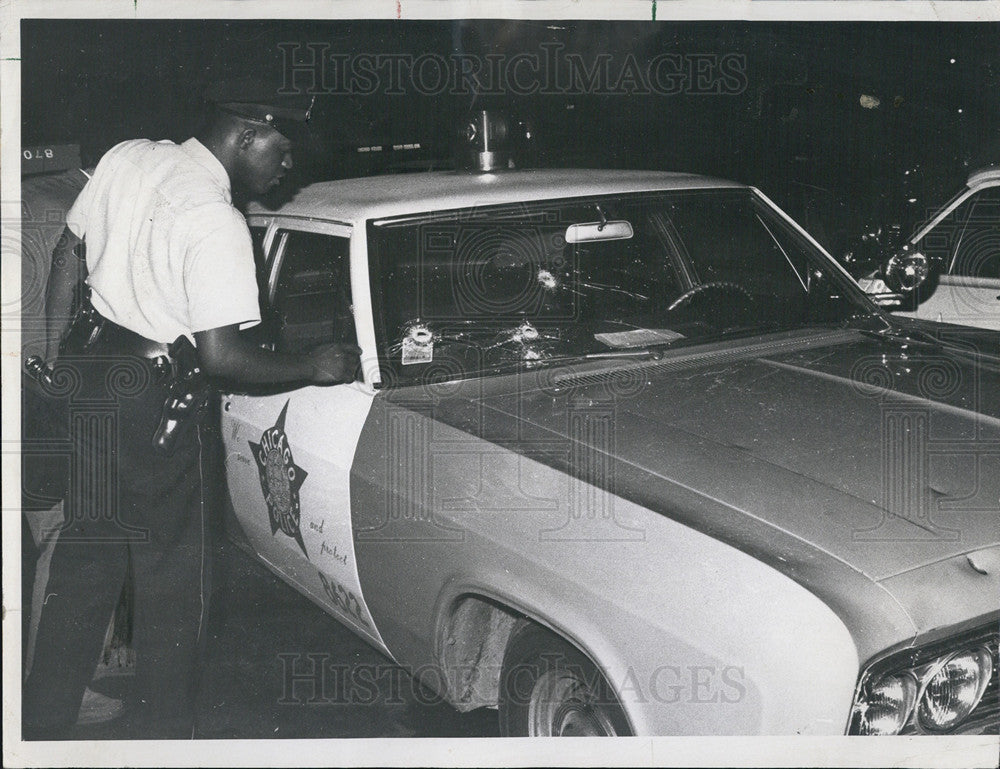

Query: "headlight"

xmin=849 ymin=623 xmax=998 ymax=735
xmin=854 ymin=674 xmax=917 ymax=735
xmin=916 ymin=647 xmax=993 ymax=732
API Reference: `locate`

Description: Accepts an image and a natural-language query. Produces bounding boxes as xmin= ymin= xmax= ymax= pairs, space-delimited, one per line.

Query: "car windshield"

xmin=369 ymin=188 xmax=875 ymax=384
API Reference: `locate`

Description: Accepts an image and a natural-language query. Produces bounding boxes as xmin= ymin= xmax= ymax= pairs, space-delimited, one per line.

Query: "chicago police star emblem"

xmin=249 ymin=401 xmax=308 ymax=557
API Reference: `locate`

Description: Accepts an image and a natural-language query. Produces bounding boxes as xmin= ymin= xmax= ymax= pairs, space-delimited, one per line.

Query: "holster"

xmin=152 ymin=335 xmax=211 ymax=456
xmin=58 ymin=299 xmax=105 ymax=356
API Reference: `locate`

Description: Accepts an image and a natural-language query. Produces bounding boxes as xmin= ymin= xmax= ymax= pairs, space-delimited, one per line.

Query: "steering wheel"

xmin=667 ymin=281 xmax=755 ymax=313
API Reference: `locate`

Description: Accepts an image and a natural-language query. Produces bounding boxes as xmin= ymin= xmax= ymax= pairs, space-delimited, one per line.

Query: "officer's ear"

xmin=238 ymin=127 xmax=258 ymax=150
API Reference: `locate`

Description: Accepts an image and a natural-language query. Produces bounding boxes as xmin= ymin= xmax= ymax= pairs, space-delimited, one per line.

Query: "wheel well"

xmin=438 ymin=594 xmax=625 ymax=719
xmin=437 ymin=595 xmax=522 ymax=712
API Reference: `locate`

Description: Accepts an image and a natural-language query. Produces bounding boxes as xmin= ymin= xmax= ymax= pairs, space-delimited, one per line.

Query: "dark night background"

xmin=21 ymin=19 xmax=1000 ymax=257
xmin=13 ymin=18 xmax=1000 ymax=742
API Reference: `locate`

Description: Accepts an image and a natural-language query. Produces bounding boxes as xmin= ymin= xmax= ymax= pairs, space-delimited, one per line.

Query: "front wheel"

xmin=498 ymin=622 xmax=633 ymax=736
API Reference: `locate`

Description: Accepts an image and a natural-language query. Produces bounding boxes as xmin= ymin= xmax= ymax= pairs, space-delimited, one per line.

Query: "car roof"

xmin=906 ymin=165 xmax=1000 ymax=244
xmin=967 ymin=166 xmax=1000 ymax=188
xmin=248 ymin=168 xmax=743 ymax=223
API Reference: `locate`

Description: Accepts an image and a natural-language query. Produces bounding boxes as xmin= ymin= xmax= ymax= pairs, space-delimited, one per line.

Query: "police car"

xmin=220 ymin=147 xmax=999 ymax=736
xmin=856 ymin=166 xmax=1000 ymax=331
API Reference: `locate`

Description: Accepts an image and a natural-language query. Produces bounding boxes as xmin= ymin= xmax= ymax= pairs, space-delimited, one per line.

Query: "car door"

xmin=221 ymin=218 xmax=390 ymax=654
xmin=899 ymin=184 xmax=1000 ymax=329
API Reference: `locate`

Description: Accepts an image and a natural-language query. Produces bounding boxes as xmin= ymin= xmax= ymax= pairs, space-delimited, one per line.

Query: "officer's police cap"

xmin=204 ymin=76 xmax=313 ymax=135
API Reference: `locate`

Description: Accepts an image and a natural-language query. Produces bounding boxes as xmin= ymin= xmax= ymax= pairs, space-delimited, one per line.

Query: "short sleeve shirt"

xmin=66 ymin=138 xmax=261 ymax=344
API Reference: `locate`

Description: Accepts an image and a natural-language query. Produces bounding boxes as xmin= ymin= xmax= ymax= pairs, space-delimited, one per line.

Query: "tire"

xmin=498 ymin=622 xmax=632 ymax=736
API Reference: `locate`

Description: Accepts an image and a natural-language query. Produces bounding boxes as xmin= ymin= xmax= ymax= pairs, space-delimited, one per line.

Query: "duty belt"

xmin=31 ymin=302 xmax=212 ymax=455
xmin=86 ymin=316 xmax=171 ymax=359
xmin=58 ymin=302 xmax=170 ymax=360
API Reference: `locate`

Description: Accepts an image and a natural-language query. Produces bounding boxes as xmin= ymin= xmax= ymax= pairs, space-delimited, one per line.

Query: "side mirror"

xmin=883 ymin=250 xmax=930 ymax=293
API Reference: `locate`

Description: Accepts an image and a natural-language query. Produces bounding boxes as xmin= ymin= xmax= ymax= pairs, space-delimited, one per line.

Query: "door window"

xmin=248 ymin=224 xmax=272 ymax=317
xmin=915 ymin=186 xmax=1000 ymax=279
xmin=271 ymin=229 xmax=356 ymax=356
xmin=949 ymin=186 xmax=999 ymax=279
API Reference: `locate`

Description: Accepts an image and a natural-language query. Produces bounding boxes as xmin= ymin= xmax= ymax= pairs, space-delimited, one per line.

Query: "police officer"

xmin=23 ymin=78 xmax=360 ymax=740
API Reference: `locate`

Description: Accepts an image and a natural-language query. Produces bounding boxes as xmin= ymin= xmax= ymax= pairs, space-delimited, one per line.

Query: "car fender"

xmin=352 ymin=398 xmax=861 ymax=734
xmin=419 ymin=497 xmax=862 ymax=736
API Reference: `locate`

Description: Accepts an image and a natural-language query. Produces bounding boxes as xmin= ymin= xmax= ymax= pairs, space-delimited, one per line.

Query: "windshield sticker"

xmin=249 ymin=400 xmax=309 ymax=558
xmin=401 ymin=322 xmax=434 ymax=365
xmin=595 ymin=329 xmax=686 ymax=348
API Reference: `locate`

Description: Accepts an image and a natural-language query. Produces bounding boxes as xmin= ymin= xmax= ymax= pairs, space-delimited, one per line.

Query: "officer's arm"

xmin=194 ymin=325 xmax=359 ymax=385
xmin=44 ymin=226 xmax=84 ymax=361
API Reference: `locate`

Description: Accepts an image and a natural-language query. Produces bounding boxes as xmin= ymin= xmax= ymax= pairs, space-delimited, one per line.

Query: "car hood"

xmin=424 ymin=327 xmax=1000 ymax=588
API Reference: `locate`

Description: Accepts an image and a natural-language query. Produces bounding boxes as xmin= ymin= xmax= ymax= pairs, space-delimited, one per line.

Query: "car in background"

xmin=221 ymin=164 xmax=999 ymax=737
xmin=854 ymin=167 xmax=1000 ymax=330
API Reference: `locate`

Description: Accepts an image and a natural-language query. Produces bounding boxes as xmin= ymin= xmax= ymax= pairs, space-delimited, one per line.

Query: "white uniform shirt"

xmin=66 ymin=138 xmax=261 ymax=344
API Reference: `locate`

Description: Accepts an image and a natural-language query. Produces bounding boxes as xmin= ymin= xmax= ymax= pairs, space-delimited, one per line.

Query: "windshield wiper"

xmin=516 ymin=346 xmax=671 ymax=369
xmin=838 ymin=308 xmax=893 ymax=330
xmin=583 ymin=348 xmax=667 ymax=360
xmin=854 ymin=323 xmax=946 ymax=350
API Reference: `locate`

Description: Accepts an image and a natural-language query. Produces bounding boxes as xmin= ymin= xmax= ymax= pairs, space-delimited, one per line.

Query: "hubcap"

xmin=527 ymin=670 xmax=619 ymax=736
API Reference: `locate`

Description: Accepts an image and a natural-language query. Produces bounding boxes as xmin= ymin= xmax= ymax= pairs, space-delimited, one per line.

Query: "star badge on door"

xmin=249 ymin=400 xmax=308 ymax=557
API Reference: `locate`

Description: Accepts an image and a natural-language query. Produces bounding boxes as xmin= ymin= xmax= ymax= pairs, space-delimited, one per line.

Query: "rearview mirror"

xmin=565 ymin=220 xmax=634 ymax=244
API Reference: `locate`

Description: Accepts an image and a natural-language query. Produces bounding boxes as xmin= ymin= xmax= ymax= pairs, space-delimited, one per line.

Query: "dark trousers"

xmin=22 ymin=344 xmax=211 ymax=740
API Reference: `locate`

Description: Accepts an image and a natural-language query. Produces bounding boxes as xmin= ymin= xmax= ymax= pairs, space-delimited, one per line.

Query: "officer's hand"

xmin=307 ymin=343 xmax=362 ymax=385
